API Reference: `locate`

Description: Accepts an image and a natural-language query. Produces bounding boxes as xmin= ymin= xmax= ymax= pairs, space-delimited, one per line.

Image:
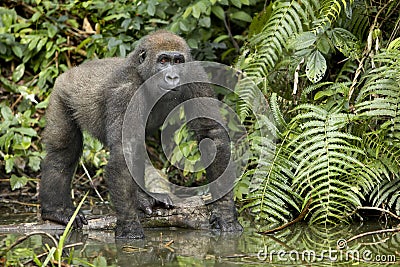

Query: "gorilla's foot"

xmin=41 ymin=207 xmax=88 ymax=229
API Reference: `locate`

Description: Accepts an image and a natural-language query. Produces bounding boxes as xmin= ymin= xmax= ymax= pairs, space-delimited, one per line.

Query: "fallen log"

xmin=0 ymin=196 xmax=210 ymax=234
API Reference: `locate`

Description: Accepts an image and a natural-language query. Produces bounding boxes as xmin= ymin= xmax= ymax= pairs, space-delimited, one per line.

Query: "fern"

xmin=317 ymin=0 xmax=353 ymax=30
xmin=341 ymin=0 xmax=369 ymax=39
xmin=239 ymin=94 xmax=302 ymax=223
xmin=356 ymin=68 xmax=400 ymax=120
xmin=237 ymin=0 xmax=351 ymax=80
xmin=235 ymin=76 xmax=266 ymax=121
xmin=369 ymin=179 xmax=400 ymax=215
xmin=354 ymin=49 xmax=400 ymax=214
xmin=289 ymin=104 xmax=376 ymax=225
xmin=362 ymin=134 xmax=400 ymax=180
xmin=335 ymin=60 xmax=358 ymax=82
xmin=240 ymin=0 xmax=315 ymax=80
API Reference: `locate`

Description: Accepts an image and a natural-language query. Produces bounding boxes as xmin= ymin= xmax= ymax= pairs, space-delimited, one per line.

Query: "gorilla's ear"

xmin=139 ymin=49 xmax=147 ymax=64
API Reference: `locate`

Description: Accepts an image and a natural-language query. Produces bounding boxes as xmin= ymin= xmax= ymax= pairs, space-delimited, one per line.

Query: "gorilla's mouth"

xmin=158 ymin=84 xmax=178 ymax=92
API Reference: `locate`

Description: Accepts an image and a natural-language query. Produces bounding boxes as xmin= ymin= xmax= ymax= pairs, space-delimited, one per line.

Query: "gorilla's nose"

xmin=165 ymin=72 xmax=180 ymax=87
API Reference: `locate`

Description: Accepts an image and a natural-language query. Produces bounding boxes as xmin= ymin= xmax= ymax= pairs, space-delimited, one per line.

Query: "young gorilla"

xmin=40 ymin=30 xmax=243 ymax=239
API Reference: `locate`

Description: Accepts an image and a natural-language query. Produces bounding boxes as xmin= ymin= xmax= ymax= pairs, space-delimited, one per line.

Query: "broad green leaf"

xmin=181 ymin=143 xmax=191 ymax=157
xmin=231 ymin=11 xmax=252 ymax=22
xmin=14 ymin=127 xmax=37 ymax=137
xmin=28 ymin=36 xmax=40 ymax=51
xmin=13 ymin=136 xmax=31 ymax=150
xmin=192 ymin=4 xmax=201 ymax=18
xmin=147 ymin=2 xmax=156 ymax=16
xmin=314 ymin=89 xmax=335 ymax=100
xmin=31 ymin=12 xmax=41 ymax=22
xmin=317 ymin=35 xmax=331 ymax=54
xmin=5 ymin=156 xmax=14 ymax=173
xmin=10 ymin=175 xmax=28 ymax=190
xmin=211 ymin=6 xmax=225 ymax=20
xmin=36 ymin=36 xmax=48 ymax=51
xmin=187 ymin=38 xmax=198 ymax=49
xmin=171 ymin=149 xmax=183 ymax=164
xmin=306 ymin=50 xmax=327 ymax=83
xmin=182 ymin=6 xmax=192 ymax=19
xmin=199 ymin=17 xmax=211 ymax=28
xmin=331 ymin=28 xmax=360 ymax=59
xmin=12 ymin=63 xmax=25 ymax=82
xmin=11 ymin=45 xmax=23 ymax=58
xmin=179 ymin=21 xmax=189 ymax=32
xmin=231 ymin=0 xmax=242 ymax=8
xmin=1 ymin=105 xmax=13 ymax=121
xmin=47 ymin=24 xmax=58 ymax=38
xmin=292 ymin=32 xmax=317 ymax=50
xmin=28 ymin=156 xmax=41 ymax=172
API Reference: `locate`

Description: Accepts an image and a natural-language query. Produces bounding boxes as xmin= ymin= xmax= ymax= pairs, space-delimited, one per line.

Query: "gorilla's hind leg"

xmin=40 ymin=96 xmax=88 ymax=228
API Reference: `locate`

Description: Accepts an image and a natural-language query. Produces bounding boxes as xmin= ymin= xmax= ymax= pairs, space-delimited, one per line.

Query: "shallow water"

xmin=1 ymin=208 xmax=399 ymax=266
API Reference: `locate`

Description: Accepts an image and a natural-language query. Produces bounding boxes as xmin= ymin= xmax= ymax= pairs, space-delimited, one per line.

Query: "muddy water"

xmin=1 ymin=209 xmax=399 ymax=266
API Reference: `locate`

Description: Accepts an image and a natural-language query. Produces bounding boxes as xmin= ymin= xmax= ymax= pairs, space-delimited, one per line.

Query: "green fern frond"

xmin=242 ymin=141 xmax=301 ymax=223
xmin=356 ymin=72 xmax=400 ymax=117
xmin=239 ymin=95 xmax=302 ymax=223
xmin=270 ymin=93 xmax=288 ymax=130
xmin=240 ymin=0 xmax=319 ymax=79
xmin=362 ymin=134 xmax=400 ymax=179
xmin=317 ymin=0 xmax=353 ymax=30
xmin=369 ymin=179 xmax=400 ymax=215
xmin=355 ymin=51 xmax=400 ymax=136
xmin=341 ymin=0 xmax=369 ymax=39
xmin=335 ymin=60 xmax=358 ymax=82
xmin=290 ymin=104 xmax=376 ymax=225
xmin=235 ymin=76 xmax=263 ymax=121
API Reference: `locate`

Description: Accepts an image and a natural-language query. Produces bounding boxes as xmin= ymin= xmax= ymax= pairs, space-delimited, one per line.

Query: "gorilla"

xmin=40 ymin=30 xmax=243 ymax=238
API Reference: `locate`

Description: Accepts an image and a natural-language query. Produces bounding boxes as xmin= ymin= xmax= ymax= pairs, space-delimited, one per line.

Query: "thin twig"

xmin=10 ymin=95 xmax=23 ymax=110
xmin=258 ymin=198 xmax=312 ymax=234
xmin=0 ymin=199 xmax=40 ymax=207
xmin=346 ymin=227 xmax=400 ymax=244
xmin=223 ymin=13 xmax=240 ymax=54
xmin=80 ymin=161 xmax=104 ymax=202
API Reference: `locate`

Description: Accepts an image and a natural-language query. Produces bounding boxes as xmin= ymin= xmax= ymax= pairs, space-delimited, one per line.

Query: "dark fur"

xmin=40 ymin=30 xmax=242 ymax=239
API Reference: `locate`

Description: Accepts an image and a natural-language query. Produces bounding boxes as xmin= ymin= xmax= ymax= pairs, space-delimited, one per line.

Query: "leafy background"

xmin=1 ymin=0 xmax=400 ymax=229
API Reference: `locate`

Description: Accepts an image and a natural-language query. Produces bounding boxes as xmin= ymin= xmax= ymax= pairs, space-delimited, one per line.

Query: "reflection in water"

xmin=1 ymin=222 xmax=399 ymax=266
xmin=113 ymin=230 xmax=241 ymax=266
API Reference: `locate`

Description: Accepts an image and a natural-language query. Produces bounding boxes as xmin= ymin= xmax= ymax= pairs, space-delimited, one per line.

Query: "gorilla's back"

xmin=52 ymin=58 xmax=124 ymax=143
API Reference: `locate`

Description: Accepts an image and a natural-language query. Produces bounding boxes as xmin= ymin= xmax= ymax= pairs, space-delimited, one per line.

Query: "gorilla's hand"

xmin=41 ymin=207 xmax=88 ymax=229
xmin=138 ymin=190 xmax=174 ymax=215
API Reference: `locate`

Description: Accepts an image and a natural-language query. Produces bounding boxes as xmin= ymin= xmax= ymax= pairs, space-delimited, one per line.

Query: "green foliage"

xmin=235 ymin=0 xmax=400 ymax=226
xmin=0 ymin=0 xmax=258 ymax=184
xmin=238 ymin=94 xmax=302 ymax=224
xmin=290 ymin=104 xmax=376 ymax=224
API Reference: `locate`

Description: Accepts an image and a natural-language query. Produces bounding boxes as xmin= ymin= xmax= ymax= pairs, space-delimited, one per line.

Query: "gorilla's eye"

xmin=175 ymin=57 xmax=184 ymax=64
xmin=160 ymin=56 xmax=169 ymax=64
